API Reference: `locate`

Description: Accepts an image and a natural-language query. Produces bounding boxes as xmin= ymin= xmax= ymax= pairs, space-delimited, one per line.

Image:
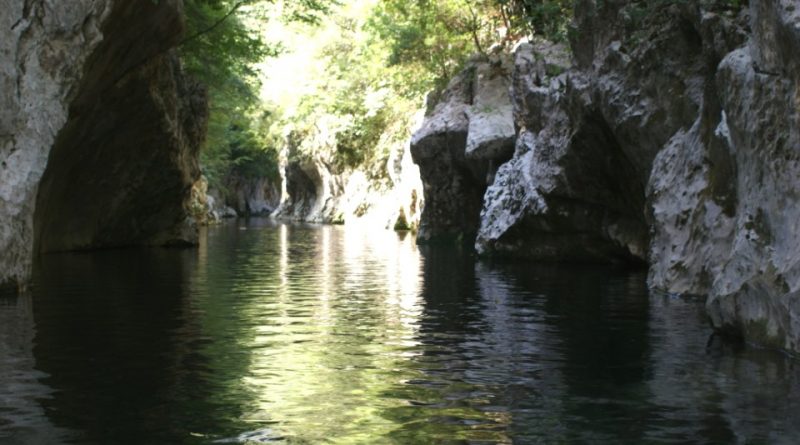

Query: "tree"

xmin=179 ymin=0 xmax=335 ymax=190
xmin=498 ymin=0 xmax=573 ymax=41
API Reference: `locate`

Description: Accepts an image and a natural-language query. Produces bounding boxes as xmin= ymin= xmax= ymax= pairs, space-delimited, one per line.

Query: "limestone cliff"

xmin=274 ymin=116 xmax=424 ymax=232
xmin=0 ymin=0 xmax=207 ymax=287
xmin=411 ymin=0 xmax=800 ymax=352
xmin=410 ymin=53 xmax=516 ymax=243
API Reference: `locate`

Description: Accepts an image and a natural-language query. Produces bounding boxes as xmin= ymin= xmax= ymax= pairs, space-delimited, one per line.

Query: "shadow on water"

xmin=383 ymin=247 xmax=656 ymax=443
xmin=27 ymin=248 xmax=216 ymax=444
xmin=0 ymin=291 xmax=71 ymax=444
xmin=1 ymin=220 xmax=799 ymax=444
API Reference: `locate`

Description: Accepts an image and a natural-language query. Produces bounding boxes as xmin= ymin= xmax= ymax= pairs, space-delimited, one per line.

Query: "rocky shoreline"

xmin=411 ymin=0 xmax=800 ymax=352
xmin=2 ymin=0 xmax=799 ymax=353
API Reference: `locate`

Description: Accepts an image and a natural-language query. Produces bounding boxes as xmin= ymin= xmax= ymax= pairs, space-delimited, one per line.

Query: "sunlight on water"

xmin=1 ymin=219 xmax=799 ymax=444
xmin=221 ymin=224 xmax=426 ymax=443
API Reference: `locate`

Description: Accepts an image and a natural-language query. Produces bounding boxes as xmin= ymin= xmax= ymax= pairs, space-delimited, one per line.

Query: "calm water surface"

xmin=1 ymin=219 xmax=800 ymax=444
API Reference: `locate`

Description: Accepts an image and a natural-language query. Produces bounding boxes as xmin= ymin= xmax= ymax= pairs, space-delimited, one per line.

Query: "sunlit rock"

xmin=471 ymin=0 xmax=800 ymax=351
xmin=0 ymin=0 xmax=206 ymax=286
xmin=274 ymin=115 xmax=424 ymax=231
xmin=410 ymin=53 xmax=516 ymax=243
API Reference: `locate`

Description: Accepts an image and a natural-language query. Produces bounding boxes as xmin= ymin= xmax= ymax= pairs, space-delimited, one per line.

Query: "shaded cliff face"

xmin=0 ymin=0 xmax=206 ymax=285
xmin=219 ymin=175 xmax=281 ymax=217
xmin=411 ymin=0 xmax=800 ymax=351
xmin=410 ymin=54 xmax=516 ymax=243
xmin=1 ymin=0 xmax=110 ymax=287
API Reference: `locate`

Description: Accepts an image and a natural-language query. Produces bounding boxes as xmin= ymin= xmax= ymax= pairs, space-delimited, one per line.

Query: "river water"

xmin=1 ymin=219 xmax=799 ymax=444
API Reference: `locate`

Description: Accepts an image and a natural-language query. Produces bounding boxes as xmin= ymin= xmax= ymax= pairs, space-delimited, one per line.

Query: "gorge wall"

xmin=0 ymin=0 xmax=206 ymax=287
xmin=272 ymin=124 xmax=424 ymax=232
xmin=412 ymin=0 xmax=800 ymax=352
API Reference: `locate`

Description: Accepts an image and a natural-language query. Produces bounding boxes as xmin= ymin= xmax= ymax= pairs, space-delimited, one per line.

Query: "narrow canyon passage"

xmin=2 ymin=0 xmax=800 ymax=442
xmin=3 ymin=220 xmax=800 ymax=443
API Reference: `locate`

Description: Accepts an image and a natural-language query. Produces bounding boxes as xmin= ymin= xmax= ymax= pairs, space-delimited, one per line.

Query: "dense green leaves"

xmin=179 ymin=0 xmax=576 ymax=190
xmin=500 ymin=0 xmax=573 ymax=42
xmin=368 ymin=0 xmax=500 ymax=95
xmin=180 ymin=0 xmax=335 ymax=190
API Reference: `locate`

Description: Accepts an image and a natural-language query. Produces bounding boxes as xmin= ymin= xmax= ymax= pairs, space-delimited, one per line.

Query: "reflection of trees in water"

xmin=14 ymin=223 xmax=800 ymax=444
xmin=205 ymin=223 xmax=429 ymax=443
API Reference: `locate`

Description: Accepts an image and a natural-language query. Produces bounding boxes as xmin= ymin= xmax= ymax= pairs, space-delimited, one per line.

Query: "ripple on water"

xmin=0 ymin=219 xmax=798 ymax=443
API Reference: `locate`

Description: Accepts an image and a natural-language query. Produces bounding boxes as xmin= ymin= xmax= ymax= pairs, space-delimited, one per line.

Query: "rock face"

xmin=210 ymin=175 xmax=280 ymax=218
xmin=699 ymin=0 xmax=800 ymax=351
xmin=477 ymin=40 xmax=649 ymax=262
xmin=0 ymin=0 xmax=206 ymax=286
xmin=411 ymin=53 xmax=516 ymax=243
xmin=274 ymin=119 xmax=424 ymax=232
xmin=412 ymin=1 xmax=800 ymax=352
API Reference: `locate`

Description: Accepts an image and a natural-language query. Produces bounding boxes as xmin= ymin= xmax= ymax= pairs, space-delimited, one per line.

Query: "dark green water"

xmin=2 ymin=219 xmax=799 ymax=444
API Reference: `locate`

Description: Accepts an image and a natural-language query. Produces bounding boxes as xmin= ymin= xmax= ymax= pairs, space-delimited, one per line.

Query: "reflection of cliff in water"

xmin=398 ymin=250 xmax=652 ymax=442
xmin=646 ymin=295 xmax=800 ymax=442
xmin=0 ymin=293 xmax=67 ymax=443
xmin=403 ymin=251 xmax=800 ymax=443
xmin=29 ymin=248 xmax=212 ymax=443
xmin=4 ymin=222 xmax=800 ymax=443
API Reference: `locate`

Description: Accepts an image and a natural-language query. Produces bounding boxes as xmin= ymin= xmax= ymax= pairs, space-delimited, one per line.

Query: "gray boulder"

xmin=411 ymin=53 xmax=516 ymax=243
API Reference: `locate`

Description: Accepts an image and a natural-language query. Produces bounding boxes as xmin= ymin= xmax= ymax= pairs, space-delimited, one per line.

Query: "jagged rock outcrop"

xmin=414 ymin=0 xmax=800 ymax=351
xmin=1 ymin=0 xmax=110 ymax=287
xmin=275 ymin=118 xmax=424 ymax=231
xmin=189 ymin=176 xmax=237 ymax=223
xmin=0 ymin=0 xmax=206 ymax=286
xmin=477 ymin=40 xmax=649 ymax=262
xmin=276 ymin=156 xmax=346 ymax=222
xmin=212 ymin=175 xmax=280 ymax=217
xmin=411 ymin=53 xmax=516 ymax=243
xmin=696 ymin=0 xmax=800 ymax=351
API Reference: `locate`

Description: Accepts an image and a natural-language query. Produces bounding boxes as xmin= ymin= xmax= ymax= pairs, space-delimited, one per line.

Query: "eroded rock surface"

xmin=411 ymin=54 xmax=515 ymax=243
xmin=415 ymin=0 xmax=800 ymax=351
xmin=1 ymin=0 xmax=110 ymax=286
xmin=0 ymin=0 xmax=206 ymax=285
xmin=477 ymin=40 xmax=649 ymax=262
xmin=274 ymin=134 xmax=424 ymax=232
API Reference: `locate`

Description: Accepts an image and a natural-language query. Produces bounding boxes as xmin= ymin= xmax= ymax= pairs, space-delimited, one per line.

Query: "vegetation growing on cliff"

xmin=180 ymin=0 xmax=333 ymax=190
xmin=179 ymin=0 xmax=574 ymax=193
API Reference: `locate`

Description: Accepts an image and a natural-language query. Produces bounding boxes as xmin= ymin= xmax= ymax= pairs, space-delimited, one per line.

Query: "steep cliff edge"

xmin=410 ymin=53 xmax=516 ymax=243
xmin=0 ymin=0 xmax=206 ymax=287
xmin=412 ymin=0 xmax=800 ymax=352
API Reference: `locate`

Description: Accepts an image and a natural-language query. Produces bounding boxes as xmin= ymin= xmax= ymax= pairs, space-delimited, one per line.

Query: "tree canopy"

xmin=178 ymin=0 xmax=574 ymax=193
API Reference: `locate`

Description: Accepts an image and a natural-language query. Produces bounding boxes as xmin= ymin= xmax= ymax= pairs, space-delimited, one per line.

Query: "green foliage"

xmin=182 ymin=0 xmax=270 ymax=103
xmin=267 ymin=4 xmax=424 ymax=178
xmin=283 ymin=0 xmax=338 ymax=24
xmin=181 ymin=0 xmax=335 ymax=190
xmin=498 ymin=0 xmax=573 ymax=42
xmin=368 ymin=0 xmax=504 ymax=96
xmin=202 ymin=107 xmax=282 ymax=188
xmin=182 ymin=0 xmax=576 ymax=186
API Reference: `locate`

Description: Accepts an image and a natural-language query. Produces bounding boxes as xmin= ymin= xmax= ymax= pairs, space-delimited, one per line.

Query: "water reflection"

xmin=195 ymin=222 xmax=426 ymax=443
xmin=0 ymin=292 xmax=68 ymax=444
xmin=0 ymin=219 xmax=796 ymax=443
